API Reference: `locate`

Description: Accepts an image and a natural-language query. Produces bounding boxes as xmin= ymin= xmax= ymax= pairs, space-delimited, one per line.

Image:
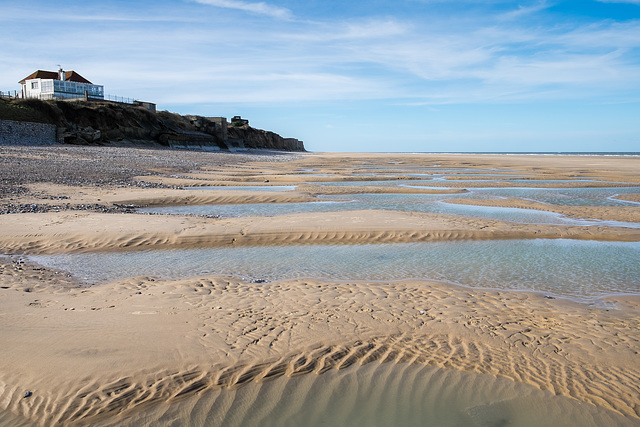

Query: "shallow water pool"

xmin=141 ymin=189 xmax=640 ymax=228
xmin=30 ymin=240 xmax=640 ymax=300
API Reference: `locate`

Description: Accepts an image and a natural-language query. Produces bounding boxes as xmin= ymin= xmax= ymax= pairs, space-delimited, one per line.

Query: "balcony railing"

xmin=103 ymin=94 xmax=135 ymax=104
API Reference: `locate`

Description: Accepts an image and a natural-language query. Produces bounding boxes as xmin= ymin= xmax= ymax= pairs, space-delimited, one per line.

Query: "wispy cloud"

xmin=497 ymin=0 xmax=551 ymax=20
xmin=191 ymin=0 xmax=293 ymax=19
xmin=282 ymin=19 xmax=409 ymax=43
xmin=2 ymin=0 xmax=640 ymax=107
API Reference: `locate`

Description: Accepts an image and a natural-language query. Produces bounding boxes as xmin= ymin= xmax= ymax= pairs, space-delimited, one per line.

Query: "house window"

xmin=41 ymin=80 xmax=53 ymax=93
xmin=31 ymin=81 xmax=38 ymax=89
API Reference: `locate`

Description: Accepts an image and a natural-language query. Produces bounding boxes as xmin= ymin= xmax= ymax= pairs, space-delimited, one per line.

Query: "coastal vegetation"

xmin=0 ymin=98 xmax=53 ymax=123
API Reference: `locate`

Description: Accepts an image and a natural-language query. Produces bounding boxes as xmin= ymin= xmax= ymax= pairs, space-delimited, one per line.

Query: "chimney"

xmin=58 ymin=67 xmax=65 ymax=81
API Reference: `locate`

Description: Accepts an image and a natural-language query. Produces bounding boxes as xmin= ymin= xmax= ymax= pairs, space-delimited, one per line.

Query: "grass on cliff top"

xmin=0 ymin=98 xmax=52 ymax=123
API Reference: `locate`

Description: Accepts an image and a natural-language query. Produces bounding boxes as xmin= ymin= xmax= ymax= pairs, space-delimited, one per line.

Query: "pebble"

xmin=1 ymin=146 xmax=301 ymax=214
xmin=1 ymin=202 xmax=138 ymax=215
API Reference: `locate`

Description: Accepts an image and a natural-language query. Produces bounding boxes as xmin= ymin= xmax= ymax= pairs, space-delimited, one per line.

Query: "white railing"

xmin=104 ymin=94 xmax=136 ymax=104
xmin=1 ymin=91 xmax=138 ymax=105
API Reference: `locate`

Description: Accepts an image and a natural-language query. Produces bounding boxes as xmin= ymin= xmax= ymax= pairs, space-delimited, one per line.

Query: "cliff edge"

xmin=0 ymin=98 xmax=305 ymax=151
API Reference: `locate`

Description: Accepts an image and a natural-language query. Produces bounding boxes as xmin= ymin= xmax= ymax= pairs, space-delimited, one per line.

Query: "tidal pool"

xmin=30 ymin=240 xmax=640 ymax=301
xmin=472 ymin=186 xmax=640 ymax=207
xmin=141 ymin=189 xmax=640 ymax=228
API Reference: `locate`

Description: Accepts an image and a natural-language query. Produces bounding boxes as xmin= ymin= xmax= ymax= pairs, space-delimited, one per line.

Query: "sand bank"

xmin=615 ymin=194 xmax=640 ymax=204
xmin=1 ymin=209 xmax=639 ymax=255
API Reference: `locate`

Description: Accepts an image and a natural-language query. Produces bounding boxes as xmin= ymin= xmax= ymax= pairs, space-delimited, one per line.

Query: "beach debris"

xmin=419 ymin=310 xmax=426 ymax=315
xmin=544 ymin=295 xmax=555 ymax=299
xmin=24 ymin=391 xmax=32 ymax=398
xmin=253 ymin=279 xmax=268 ymax=283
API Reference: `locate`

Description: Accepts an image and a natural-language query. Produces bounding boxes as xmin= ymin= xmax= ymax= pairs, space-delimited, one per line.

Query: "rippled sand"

xmin=95 ymin=363 xmax=637 ymax=427
xmin=1 ymin=150 xmax=639 ymax=425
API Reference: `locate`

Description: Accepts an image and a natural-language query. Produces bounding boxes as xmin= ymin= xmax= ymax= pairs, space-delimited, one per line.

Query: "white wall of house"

xmin=22 ymin=78 xmax=51 ymax=99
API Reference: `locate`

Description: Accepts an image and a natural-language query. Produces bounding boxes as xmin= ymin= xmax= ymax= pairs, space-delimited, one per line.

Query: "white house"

xmin=19 ymin=68 xmax=104 ymax=100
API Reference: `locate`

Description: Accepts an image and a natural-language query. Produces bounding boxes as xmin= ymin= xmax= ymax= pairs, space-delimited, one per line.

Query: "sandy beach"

xmin=1 ymin=147 xmax=639 ymax=425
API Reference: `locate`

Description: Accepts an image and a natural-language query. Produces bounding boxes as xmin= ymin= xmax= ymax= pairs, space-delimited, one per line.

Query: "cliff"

xmin=0 ymin=98 xmax=305 ymax=151
xmin=228 ymin=124 xmax=305 ymax=151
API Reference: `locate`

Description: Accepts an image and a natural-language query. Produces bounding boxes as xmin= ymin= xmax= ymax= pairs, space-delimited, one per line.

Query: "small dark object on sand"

xmin=253 ymin=279 xmax=268 ymax=283
xmin=24 ymin=391 xmax=32 ymax=398
xmin=544 ymin=295 xmax=555 ymax=299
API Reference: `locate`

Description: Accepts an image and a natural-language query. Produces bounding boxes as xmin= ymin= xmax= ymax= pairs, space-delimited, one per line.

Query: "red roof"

xmin=19 ymin=70 xmax=93 ymax=85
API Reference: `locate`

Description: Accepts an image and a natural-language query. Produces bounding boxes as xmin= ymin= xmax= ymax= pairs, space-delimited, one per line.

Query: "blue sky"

xmin=1 ymin=0 xmax=639 ymax=152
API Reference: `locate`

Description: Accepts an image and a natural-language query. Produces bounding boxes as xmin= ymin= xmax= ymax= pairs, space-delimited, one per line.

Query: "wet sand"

xmin=445 ymin=198 xmax=640 ymax=223
xmin=0 ymin=148 xmax=639 ymax=425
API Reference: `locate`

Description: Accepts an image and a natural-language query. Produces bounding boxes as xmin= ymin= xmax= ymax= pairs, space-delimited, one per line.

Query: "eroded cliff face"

xmin=0 ymin=98 xmax=305 ymax=151
xmin=227 ymin=125 xmax=305 ymax=151
xmin=58 ymin=101 xmax=163 ymax=145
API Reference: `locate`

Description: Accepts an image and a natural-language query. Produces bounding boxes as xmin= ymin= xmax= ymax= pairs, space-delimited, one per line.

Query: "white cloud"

xmin=191 ymin=0 xmax=293 ymax=19
xmin=335 ymin=20 xmax=409 ymax=39
xmin=473 ymin=51 xmax=632 ymax=86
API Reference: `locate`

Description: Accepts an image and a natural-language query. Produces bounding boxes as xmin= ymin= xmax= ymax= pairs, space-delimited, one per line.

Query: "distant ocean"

xmin=415 ymin=152 xmax=640 ymax=156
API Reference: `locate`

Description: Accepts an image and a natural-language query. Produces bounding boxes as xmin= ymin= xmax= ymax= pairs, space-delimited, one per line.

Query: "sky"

xmin=1 ymin=0 xmax=639 ymax=152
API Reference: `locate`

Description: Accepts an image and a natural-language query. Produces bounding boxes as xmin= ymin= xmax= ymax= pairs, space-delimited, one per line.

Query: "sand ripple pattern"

xmin=2 ymin=274 xmax=639 ymax=425
xmin=6 ymin=333 xmax=640 ymax=425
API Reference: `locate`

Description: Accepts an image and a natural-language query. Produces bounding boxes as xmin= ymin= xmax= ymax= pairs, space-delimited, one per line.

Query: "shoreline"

xmin=1 ymin=147 xmax=639 ymax=425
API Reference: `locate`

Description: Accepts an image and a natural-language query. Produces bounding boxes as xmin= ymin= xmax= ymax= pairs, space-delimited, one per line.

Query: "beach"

xmin=1 ymin=146 xmax=639 ymax=425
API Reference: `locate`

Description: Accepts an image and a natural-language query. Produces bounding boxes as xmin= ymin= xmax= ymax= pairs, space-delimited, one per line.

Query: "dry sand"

xmin=1 ymin=148 xmax=639 ymax=425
